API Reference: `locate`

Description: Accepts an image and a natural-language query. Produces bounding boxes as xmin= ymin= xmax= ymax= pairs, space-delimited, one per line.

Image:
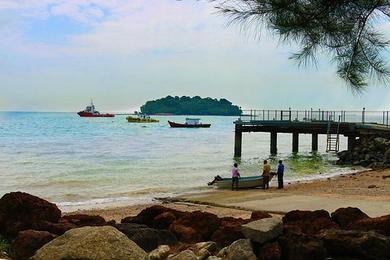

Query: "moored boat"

xmin=77 ymin=101 xmax=114 ymax=117
xmin=168 ymin=118 xmax=211 ymax=128
xmin=210 ymin=175 xmax=275 ymax=189
xmin=126 ymin=114 xmax=159 ymax=123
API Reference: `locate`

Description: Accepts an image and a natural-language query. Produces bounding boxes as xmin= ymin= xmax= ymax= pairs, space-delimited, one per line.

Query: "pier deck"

xmin=234 ymin=109 xmax=390 ymax=157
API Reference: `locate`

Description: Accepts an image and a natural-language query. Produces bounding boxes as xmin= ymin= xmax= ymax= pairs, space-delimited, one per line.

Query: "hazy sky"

xmin=0 ymin=0 xmax=389 ymax=112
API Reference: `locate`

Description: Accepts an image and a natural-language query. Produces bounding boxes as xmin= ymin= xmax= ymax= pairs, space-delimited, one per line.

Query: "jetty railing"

xmin=238 ymin=108 xmax=389 ymax=127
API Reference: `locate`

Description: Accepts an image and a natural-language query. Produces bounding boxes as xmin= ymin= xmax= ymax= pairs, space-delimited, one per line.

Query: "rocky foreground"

xmin=0 ymin=192 xmax=389 ymax=260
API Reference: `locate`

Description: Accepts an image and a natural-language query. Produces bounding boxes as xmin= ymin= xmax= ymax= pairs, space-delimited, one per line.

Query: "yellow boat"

xmin=126 ymin=114 xmax=159 ymax=123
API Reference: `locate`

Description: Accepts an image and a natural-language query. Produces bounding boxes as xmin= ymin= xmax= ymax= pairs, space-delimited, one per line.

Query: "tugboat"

xmin=77 ymin=101 xmax=115 ymax=117
xmin=168 ymin=118 xmax=211 ymax=128
xmin=126 ymin=114 xmax=159 ymax=123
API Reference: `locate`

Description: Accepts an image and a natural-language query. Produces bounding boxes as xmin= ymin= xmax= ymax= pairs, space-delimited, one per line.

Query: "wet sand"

xmin=74 ymin=168 xmax=390 ymax=220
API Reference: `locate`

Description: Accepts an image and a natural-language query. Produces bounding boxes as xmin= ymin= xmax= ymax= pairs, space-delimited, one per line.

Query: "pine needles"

xmin=213 ymin=0 xmax=390 ymax=91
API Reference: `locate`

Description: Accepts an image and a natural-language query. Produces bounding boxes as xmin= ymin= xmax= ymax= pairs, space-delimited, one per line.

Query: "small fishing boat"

xmin=126 ymin=114 xmax=159 ymax=123
xmin=210 ymin=175 xmax=275 ymax=189
xmin=168 ymin=118 xmax=211 ymax=128
xmin=77 ymin=101 xmax=115 ymax=117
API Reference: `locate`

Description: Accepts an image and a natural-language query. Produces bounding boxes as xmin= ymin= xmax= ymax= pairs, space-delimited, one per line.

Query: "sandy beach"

xmin=74 ymin=168 xmax=390 ymax=221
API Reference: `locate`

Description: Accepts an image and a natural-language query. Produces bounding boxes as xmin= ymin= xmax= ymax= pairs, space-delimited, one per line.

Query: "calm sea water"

xmin=0 ymin=112 xmax=360 ymax=211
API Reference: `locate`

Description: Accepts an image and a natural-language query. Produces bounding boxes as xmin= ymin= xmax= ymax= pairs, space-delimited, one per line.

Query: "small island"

xmin=140 ymin=96 xmax=242 ymax=116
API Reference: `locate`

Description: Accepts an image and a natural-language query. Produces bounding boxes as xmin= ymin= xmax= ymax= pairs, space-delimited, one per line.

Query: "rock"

xmin=10 ymin=230 xmax=56 ymax=260
xmin=348 ymin=214 xmax=390 ymax=236
xmin=153 ymin=211 xmax=177 ymax=229
xmin=258 ymin=242 xmax=282 ymax=260
xmin=330 ymin=207 xmax=369 ymax=228
xmin=211 ymin=217 xmax=246 ymax=247
xmin=197 ymin=248 xmax=211 ymax=260
xmin=34 ymin=221 xmax=77 ymax=235
xmin=216 ymin=246 xmax=227 ymax=258
xmin=60 ymin=214 xmax=106 ymax=227
xmin=241 ymin=216 xmax=283 ymax=244
xmin=167 ymin=249 xmax=197 ymax=260
xmin=317 ymin=229 xmax=390 ymax=260
xmin=169 ymin=224 xmax=202 ymax=243
xmin=279 ymin=231 xmax=327 ymax=260
xmin=250 ymin=211 xmax=272 ymax=220
xmin=148 ymin=245 xmax=170 ymax=260
xmin=115 ymin=223 xmax=177 ymax=252
xmin=122 ymin=205 xmax=182 ymax=227
xmin=207 ymin=257 xmax=222 ymax=260
xmin=31 ymin=226 xmax=147 ymax=260
xmin=226 ymin=239 xmax=256 ymax=260
xmin=282 ymin=210 xmax=338 ymax=234
xmin=171 ymin=211 xmax=221 ymax=240
xmin=0 ymin=192 xmax=61 ymax=239
xmin=195 ymin=241 xmax=217 ymax=255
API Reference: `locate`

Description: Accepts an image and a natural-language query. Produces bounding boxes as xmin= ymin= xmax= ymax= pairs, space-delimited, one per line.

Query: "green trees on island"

xmin=213 ymin=0 xmax=390 ymax=91
xmin=140 ymin=96 xmax=242 ymax=115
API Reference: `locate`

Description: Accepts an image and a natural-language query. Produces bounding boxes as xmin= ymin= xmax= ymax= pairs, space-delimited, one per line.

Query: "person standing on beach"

xmin=262 ymin=160 xmax=271 ymax=189
xmin=232 ymin=163 xmax=240 ymax=191
xmin=277 ymin=160 xmax=285 ymax=189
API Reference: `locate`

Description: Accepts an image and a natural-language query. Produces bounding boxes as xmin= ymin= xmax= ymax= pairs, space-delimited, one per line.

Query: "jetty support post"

xmin=270 ymin=132 xmax=277 ymax=155
xmin=234 ymin=125 xmax=242 ymax=157
xmin=347 ymin=136 xmax=356 ymax=152
xmin=312 ymin=133 xmax=318 ymax=152
xmin=292 ymin=132 xmax=299 ymax=153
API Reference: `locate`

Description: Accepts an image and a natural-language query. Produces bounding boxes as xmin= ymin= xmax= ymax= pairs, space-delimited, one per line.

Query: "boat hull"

xmin=127 ymin=116 xmax=159 ymax=123
xmin=168 ymin=121 xmax=211 ymax=128
xmin=77 ymin=112 xmax=115 ymax=117
xmin=213 ymin=175 xmax=274 ymax=189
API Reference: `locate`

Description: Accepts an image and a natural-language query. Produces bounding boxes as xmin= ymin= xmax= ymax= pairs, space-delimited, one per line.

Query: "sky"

xmin=0 ymin=0 xmax=389 ymax=112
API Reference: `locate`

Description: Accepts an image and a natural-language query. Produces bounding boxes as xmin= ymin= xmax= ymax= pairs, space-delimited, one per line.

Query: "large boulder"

xmin=153 ymin=211 xmax=177 ymax=229
xmin=330 ymin=207 xmax=369 ymax=228
xmin=317 ymin=229 xmax=390 ymax=260
xmin=122 ymin=205 xmax=182 ymax=227
xmin=169 ymin=223 xmax=202 ymax=243
xmin=241 ymin=216 xmax=283 ymax=244
xmin=60 ymin=214 xmax=106 ymax=227
xmin=10 ymin=230 xmax=56 ymax=260
xmin=279 ymin=231 xmax=327 ymax=260
xmin=171 ymin=211 xmax=221 ymax=240
xmin=225 ymin=239 xmax=256 ymax=260
xmin=31 ymin=226 xmax=147 ymax=260
xmin=282 ymin=210 xmax=338 ymax=234
xmin=348 ymin=214 xmax=390 ymax=236
xmin=0 ymin=192 xmax=61 ymax=239
xmin=115 ymin=223 xmax=177 ymax=252
xmin=211 ymin=217 xmax=247 ymax=248
xmin=258 ymin=242 xmax=282 ymax=260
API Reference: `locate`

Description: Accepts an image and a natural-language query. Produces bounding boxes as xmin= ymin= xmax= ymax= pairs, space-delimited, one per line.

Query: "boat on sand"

xmin=168 ymin=118 xmax=211 ymax=128
xmin=210 ymin=174 xmax=275 ymax=189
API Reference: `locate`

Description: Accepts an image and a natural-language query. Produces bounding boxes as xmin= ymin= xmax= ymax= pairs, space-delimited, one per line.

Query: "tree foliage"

xmin=212 ymin=0 xmax=390 ymax=91
xmin=140 ymin=96 xmax=242 ymax=115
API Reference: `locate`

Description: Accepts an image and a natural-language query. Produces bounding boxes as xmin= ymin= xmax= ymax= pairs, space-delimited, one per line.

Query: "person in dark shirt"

xmin=277 ymin=160 xmax=285 ymax=189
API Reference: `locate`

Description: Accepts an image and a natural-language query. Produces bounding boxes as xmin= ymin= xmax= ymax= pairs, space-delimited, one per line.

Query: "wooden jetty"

xmin=234 ymin=109 xmax=390 ymax=157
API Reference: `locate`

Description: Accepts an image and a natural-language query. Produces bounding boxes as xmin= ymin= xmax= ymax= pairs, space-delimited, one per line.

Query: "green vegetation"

xmin=215 ymin=0 xmax=390 ymax=91
xmin=0 ymin=235 xmax=10 ymax=256
xmin=140 ymin=96 xmax=242 ymax=115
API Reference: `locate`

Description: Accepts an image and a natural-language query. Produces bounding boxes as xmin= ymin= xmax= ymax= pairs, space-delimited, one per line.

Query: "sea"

xmin=0 ymin=112 xmax=362 ymax=211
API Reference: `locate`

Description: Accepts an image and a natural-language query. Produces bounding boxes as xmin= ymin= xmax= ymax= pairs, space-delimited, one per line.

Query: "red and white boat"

xmin=77 ymin=101 xmax=115 ymax=118
xmin=168 ymin=118 xmax=211 ymax=128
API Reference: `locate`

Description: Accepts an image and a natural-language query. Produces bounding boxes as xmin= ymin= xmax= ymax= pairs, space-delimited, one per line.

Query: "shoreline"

xmin=74 ymin=168 xmax=390 ymax=221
